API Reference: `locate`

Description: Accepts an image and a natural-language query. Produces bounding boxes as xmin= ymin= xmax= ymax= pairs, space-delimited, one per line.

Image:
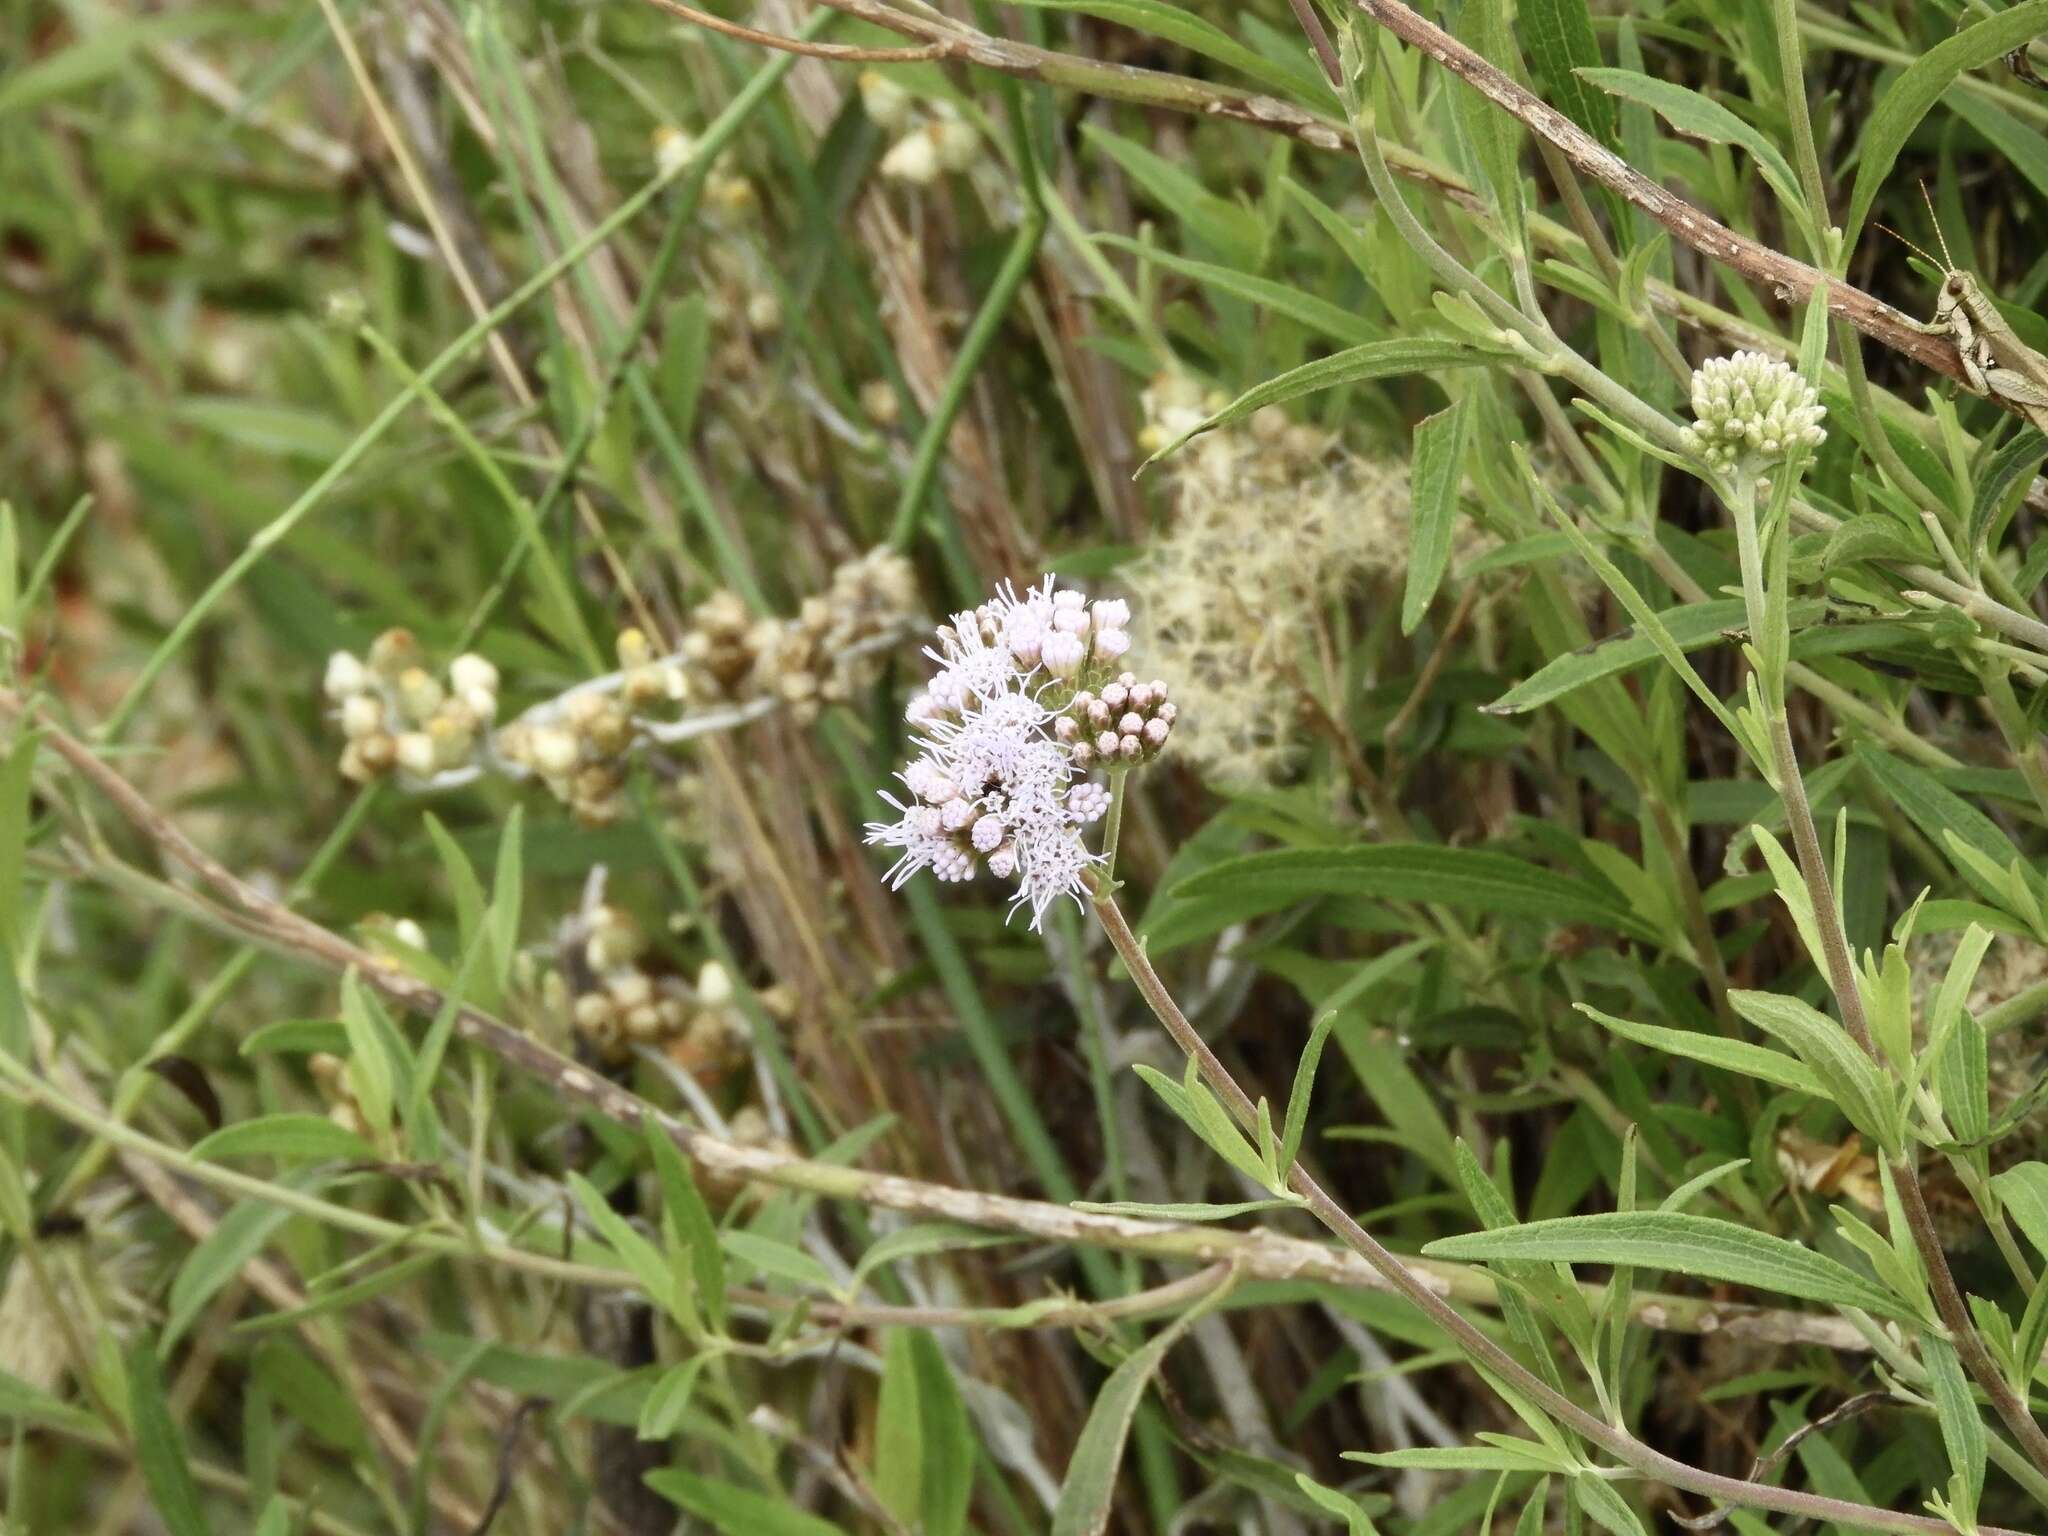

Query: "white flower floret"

xmin=325 ymin=651 xmax=371 ymax=700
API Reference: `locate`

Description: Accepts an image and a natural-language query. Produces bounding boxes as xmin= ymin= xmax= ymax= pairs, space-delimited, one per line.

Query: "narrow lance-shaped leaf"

xmin=1424 ymin=1211 xmax=1915 ymax=1319
xmin=1402 ymin=391 xmax=1475 ymax=634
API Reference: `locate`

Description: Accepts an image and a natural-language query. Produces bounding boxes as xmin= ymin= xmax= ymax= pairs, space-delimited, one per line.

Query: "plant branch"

xmin=1084 ymin=875 xmax=2030 ymax=1536
xmin=2 ymin=693 xmax=1920 ymax=1361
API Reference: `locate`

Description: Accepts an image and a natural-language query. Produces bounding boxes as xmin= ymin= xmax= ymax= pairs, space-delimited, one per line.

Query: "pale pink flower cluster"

xmin=866 ymin=579 xmax=1130 ymax=929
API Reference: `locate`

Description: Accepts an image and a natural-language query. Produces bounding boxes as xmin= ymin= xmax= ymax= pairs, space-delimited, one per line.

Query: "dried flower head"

xmin=1123 ymin=385 xmax=1424 ymax=786
xmin=1678 ymin=351 xmax=1827 ymax=471
xmin=867 ymin=577 xmax=1152 ymax=929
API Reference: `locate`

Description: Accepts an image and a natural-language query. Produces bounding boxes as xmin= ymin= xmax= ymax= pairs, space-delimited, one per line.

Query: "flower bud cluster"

xmin=496 ymin=630 xmax=687 ymax=827
xmin=685 ymin=548 xmax=919 ymax=720
xmin=1678 ymin=351 xmax=1827 ymax=471
xmin=1055 ymin=673 xmax=1177 ymax=769
xmin=325 ymin=631 xmax=500 ymax=784
xmin=556 ymin=905 xmax=753 ymax=1075
xmin=868 ymin=577 xmax=1168 ymax=929
xmin=861 ymin=73 xmax=980 ymax=186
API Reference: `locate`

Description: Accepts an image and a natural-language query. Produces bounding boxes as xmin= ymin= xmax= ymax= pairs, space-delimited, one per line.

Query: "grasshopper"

xmin=1886 ymin=188 xmax=2048 ymax=435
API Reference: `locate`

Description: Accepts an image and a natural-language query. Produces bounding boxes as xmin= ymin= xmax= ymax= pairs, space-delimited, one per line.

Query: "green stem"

xmin=1085 ymin=877 xmax=2018 ymax=1536
xmin=887 ymin=200 xmax=1047 ymax=552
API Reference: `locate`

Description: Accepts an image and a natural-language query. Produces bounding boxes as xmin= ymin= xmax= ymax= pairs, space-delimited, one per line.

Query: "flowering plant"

xmin=865 ymin=578 xmax=1172 ymax=927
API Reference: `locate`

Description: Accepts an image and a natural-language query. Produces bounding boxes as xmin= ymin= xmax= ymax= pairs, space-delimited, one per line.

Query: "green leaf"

xmin=1450 ymin=0 xmax=1526 ymax=249
xmin=250 ymin=1339 xmax=367 ymax=1455
xmin=338 ymin=970 xmax=395 ymax=1141
xmin=0 ymin=13 xmax=242 ymax=117
xmin=569 ymin=1172 xmax=687 ymax=1323
xmin=239 ymin=1020 xmax=349 ymax=1057
xmin=0 ymin=1365 xmax=106 ymax=1438
xmin=1922 ymin=1331 xmax=1986 ymax=1528
xmin=1402 ymin=391 xmax=1476 ymax=634
xmin=647 ymin=1123 xmax=727 ymax=1331
xmin=1935 ymin=1010 xmax=1989 ymax=1145
xmin=721 ymin=1230 xmax=839 ymax=1294
xmin=849 ymin=1223 xmax=1019 ymax=1295
xmin=1844 ymin=0 xmax=2048 ymax=244
xmin=1725 ymin=990 xmax=1901 ymax=1150
xmin=1574 ymin=1473 xmax=1649 ymax=1536
xmin=1080 ymin=125 xmax=1264 ymax=267
xmin=192 ymin=1114 xmax=376 ymax=1164
xmin=1487 ymin=598 xmax=1784 ymax=714
xmin=0 ymin=730 xmax=38 ymax=962
xmin=1521 ymin=0 xmax=1613 ymax=146
xmin=638 ymin=1356 xmax=709 ymax=1440
xmin=1094 ymin=236 xmax=1378 ymax=347
xmin=1294 ymin=1473 xmax=1384 ymax=1535
xmin=1967 ymin=427 xmax=2048 ymax=555
xmin=1575 ymin=69 xmax=1805 ymax=228
xmin=1855 ymin=746 xmax=2023 ymax=882
xmin=1346 ymin=1441 xmax=1570 ymax=1473
xmin=1009 ymin=0 xmax=1323 ymax=97
xmin=1139 ymin=341 xmax=1487 ymax=466
xmin=128 ymin=1337 xmax=210 ymax=1536
xmin=875 ymin=1329 xmax=974 ymax=1536
xmin=1050 ymin=1300 xmax=1215 ymax=1536
xmin=646 ymin=1471 xmax=845 ymax=1536
xmin=1282 ymin=1002 xmax=1342 ymax=1170
xmin=1423 ymin=1212 xmax=1913 ymax=1318
xmin=1172 ymin=844 xmax=1653 ymax=937
xmin=1070 ymin=1198 xmax=1302 ymax=1220
xmin=163 ymin=1197 xmax=298 ymax=1350
xmin=1991 ymin=1163 xmax=2048 ymax=1267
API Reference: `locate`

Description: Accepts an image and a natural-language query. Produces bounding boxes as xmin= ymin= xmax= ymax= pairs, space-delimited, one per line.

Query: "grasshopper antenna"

xmin=1917 ymin=179 xmax=1959 ymax=272
xmin=1875 ymin=221 xmax=1943 ymax=276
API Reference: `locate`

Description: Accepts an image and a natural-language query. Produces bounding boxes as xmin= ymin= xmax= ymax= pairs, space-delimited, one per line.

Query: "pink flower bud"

xmin=1100 ymin=682 xmax=1128 ymax=710
xmin=987 ymin=843 xmax=1018 ymax=878
xmin=1144 ymin=718 xmax=1170 ymax=747
xmin=1091 ymin=598 xmax=1130 ymax=630
xmin=1051 ymin=606 xmax=1090 ymax=635
xmin=1053 ymin=716 xmax=1079 ymax=742
xmin=1119 ymin=712 xmax=1144 ymax=736
xmin=1096 ymin=731 xmax=1119 ymax=756
xmin=971 ymin=814 xmax=1006 ymax=852
xmin=941 ymin=797 xmax=975 ymax=832
xmin=1128 ymin=684 xmax=1154 ymax=711
xmin=1087 ymin=699 xmax=1111 ymax=726
xmin=1156 ymin=701 xmax=1178 ymax=724
xmin=1093 ymin=628 xmax=1130 ymax=662
xmin=1070 ymin=744 xmax=1094 ymax=768
xmin=1067 ymin=783 xmax=1112 ymax=822
xmin=1119 ymin=734 xmax=1142 ymax=760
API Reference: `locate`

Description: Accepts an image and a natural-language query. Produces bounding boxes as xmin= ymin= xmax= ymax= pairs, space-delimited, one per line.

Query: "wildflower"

xmin=1678 ymin=351 xmax=1827 ymax=471
xmin=866 ymin=577 xmax=1155 ymax=929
